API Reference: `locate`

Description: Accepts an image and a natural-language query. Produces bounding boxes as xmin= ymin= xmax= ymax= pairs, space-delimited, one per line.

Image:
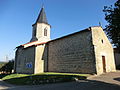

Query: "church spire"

xmin=36 ymin=7 xmax=48 ymax=24
xmin=31 ymin=5 xmax=51 ymax=42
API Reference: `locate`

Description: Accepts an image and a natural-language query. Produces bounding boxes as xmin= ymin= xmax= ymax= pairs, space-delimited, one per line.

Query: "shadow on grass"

xmin=3 ymin=74 xmax=87 ymax=85
xmin=2 ymin=79 xmax=120 ymax=90
xmin=0 ymin=74 xmax=10 ymax=79
xmin=2 ymin=74 xmax=120 ymax=90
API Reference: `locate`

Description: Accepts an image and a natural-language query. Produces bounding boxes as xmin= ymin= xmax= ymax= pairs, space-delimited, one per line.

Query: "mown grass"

xmin=2 ymin=74 xmax=29 ymax=80
xmin=1 ymin=72 xmax=89 ymax=85
xmin=0 ymin=74 xmax=9 ymax=79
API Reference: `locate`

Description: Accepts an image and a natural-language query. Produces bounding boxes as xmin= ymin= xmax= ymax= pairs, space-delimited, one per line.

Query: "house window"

xmin=44 ymin=28 xmax=47 ymax=36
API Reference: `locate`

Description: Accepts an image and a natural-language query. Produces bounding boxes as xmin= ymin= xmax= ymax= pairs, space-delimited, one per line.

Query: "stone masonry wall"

xmin=47 ymin=30 xmax=96 ymax=74
xmin=34 ymin=45 xmax=45 ymax=74
xmin=15 ymin=46 xmax=35 ymax=74
xmin=91 ymin=27 xmax=116 ymax=75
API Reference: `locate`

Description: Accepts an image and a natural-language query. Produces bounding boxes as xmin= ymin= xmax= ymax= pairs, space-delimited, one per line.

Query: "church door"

xmin=102 ymin=56 xmax=106 ymax=73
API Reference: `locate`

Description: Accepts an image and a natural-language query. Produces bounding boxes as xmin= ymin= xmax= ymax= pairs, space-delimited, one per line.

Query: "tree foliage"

xmin=0 ymin=60 xmax=14 ymax=74
xmin=103 ymin=0 xmax=120 ymax=50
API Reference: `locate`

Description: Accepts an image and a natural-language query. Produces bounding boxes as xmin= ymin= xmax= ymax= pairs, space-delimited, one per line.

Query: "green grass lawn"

xmin=1 ymin=72 xmax=89 ymax=85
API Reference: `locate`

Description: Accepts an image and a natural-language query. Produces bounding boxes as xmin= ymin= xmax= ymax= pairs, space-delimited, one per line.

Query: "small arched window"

xmin=44 ymin=28 xmax=47 ymax=36
xmin=101 ymin=39 xmax=104 ymax=43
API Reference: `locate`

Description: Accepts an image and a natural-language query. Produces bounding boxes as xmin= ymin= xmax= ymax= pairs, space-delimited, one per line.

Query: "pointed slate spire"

xmin=36 ymin=7 xmax=48 ymax=24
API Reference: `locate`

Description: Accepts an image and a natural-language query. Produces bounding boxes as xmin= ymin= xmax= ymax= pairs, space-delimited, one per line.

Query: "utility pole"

xmin=5 ymin=55 xmax=9 ymax=62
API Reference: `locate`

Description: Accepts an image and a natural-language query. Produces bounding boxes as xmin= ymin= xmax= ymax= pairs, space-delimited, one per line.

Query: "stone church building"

xmin=14 ymin=7 xmax=116 ymax=75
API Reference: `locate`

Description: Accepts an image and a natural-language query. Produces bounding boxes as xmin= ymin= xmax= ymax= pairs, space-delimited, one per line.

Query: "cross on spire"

xmin=41 ymin=0 xmax=44 ymax=8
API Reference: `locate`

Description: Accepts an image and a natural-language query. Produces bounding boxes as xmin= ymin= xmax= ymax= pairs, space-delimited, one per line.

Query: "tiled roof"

xmin=22 ymin=40 xmax=38 ymax=46
xmin=17 ymin=41 xmax=47 ymax=48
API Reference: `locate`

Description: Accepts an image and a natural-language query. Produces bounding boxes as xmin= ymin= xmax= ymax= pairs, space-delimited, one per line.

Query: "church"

xmin=14 ymin=7 xmax=116 ymax=75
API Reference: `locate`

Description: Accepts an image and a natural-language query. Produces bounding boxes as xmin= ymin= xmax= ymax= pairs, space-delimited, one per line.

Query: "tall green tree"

xmin=5 ymin=60 xmax=14 ymax=74
xmin=103 ymin=0 xmax=120 ymax=51
xmin=0 ymin=60 xmax=14 ymax=74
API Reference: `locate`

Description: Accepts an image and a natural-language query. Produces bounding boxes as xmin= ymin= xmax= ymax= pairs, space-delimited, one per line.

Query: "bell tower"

xmin=30 ymin=7 xmax=51 ymax=42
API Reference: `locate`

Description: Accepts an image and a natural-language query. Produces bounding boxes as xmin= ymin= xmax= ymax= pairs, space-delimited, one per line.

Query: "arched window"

xmin=101 ymin=39 xmax=104 ymax=43
xmin=44 ymin=28 xmax=47 ymax=36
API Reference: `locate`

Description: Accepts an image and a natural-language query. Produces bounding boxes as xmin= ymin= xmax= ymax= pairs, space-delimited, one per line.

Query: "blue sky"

xmin=0 ymin=0 xmax=116 ymax=61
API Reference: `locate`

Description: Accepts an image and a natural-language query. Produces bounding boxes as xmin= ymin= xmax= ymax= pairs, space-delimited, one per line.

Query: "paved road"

xmin=0 ymin=71 xmax=120 ymax=90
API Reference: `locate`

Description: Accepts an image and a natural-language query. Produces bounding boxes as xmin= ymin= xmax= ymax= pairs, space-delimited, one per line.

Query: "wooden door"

xmin=102 ymin=56 xmax=106 ymax=73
